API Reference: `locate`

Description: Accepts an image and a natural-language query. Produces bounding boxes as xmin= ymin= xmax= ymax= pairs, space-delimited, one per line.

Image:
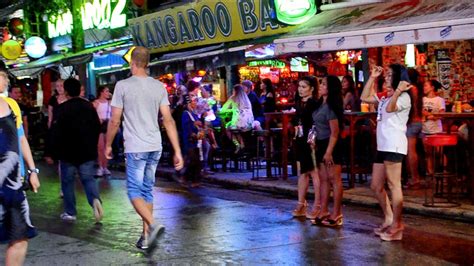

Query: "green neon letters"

xmin=274 ymin=0 xmax=316 ymax=25
xmin=48 ymin=0 xmax=127 ymax=38
xmin=248 ymin=60 xmax=285 ymax=68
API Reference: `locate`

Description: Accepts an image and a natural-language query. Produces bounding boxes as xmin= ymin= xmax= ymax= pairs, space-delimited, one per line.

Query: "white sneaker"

xmin=60 ymin=212 xmax=77 ymax=222
xmin=96 ymin=167 xmax=104 ymax=176
xmin=93 ymin=199 xmax=104 ymax=223
xmin=103 ymin=168 xmax=111 ymax=175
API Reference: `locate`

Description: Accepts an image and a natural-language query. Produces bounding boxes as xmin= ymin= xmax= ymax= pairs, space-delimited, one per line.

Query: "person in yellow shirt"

xmin=0 ymin=70 xmax=40 ymax=265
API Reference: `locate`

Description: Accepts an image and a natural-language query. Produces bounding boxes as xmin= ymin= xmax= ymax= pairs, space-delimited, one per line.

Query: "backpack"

xmin=2 ymin=96 xmax=22 ymax=129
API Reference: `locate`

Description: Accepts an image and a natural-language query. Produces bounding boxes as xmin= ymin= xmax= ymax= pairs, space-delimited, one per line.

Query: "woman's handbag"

xmin=307 ymin=125 xmax=317 ymax=145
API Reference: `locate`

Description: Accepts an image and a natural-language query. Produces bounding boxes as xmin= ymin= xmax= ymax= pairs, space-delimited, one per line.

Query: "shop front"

xmin=274 ymin=0 xmax=474 ymax=104
xmin=273 ymin=0 xmax=474 ymax=195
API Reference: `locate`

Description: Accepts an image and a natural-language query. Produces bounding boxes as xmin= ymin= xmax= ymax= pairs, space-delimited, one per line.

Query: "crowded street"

xmin=0 ymin=164 xmax=471 ymax=265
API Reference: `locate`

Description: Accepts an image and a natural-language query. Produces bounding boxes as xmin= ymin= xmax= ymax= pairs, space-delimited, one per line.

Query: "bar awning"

xmin=9 ymin=40 xmax=131 ymax=77
xmin=274 ymin=0 xmax=474 ymax=55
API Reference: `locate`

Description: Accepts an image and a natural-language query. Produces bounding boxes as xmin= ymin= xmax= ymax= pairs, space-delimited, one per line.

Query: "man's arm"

xmin=105 ymin=106 xmax=123 ymax=159
xmin=160 ymin=105 xmax=184 ymax=170
xmin=47 ymin=105 xmax=53 ymax=128
xmin=20 ymin=135 xmax=40 ymax=193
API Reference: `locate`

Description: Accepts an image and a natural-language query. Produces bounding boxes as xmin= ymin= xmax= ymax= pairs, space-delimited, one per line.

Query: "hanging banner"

xmin=128 ymin=0 xmax=295 ymax=54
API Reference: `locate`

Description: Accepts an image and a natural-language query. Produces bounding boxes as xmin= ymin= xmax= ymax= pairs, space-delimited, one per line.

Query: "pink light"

xmin=192 ymin=76 xmax=203 ymax=83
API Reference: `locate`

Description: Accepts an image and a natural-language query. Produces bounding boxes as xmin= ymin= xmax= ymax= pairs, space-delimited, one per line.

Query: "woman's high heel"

xmin=374 ymin=224 xmax=390 ymax=236
xmin=321 ymin=215 xmax=344 ymax=227
xmin=380 ymin=226 xmax=404 ymax=241
xmin=305 ymin=206 xmax=321 ymax=220
xmin=292 ymin=201 xmax=307 ymax=217
xmin=311 ymin=213 xmax=330 ymax=225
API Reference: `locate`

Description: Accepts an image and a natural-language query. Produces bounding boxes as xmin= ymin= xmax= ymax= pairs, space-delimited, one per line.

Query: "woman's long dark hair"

xmin=427 ymin=79 xmax=442 ymax=92
xmin=298 ymin=75 xmax=318 ymax=100
xmin=342 ymin=75 xmax=355 ymax=96
xmin=389 ymin=63 xmax=409 ymax=89
xmin=317 ymin=75 xmax=344 ymax=129
xmin=407 ymin=68 xmax=423 ymax=123
xmin=261 ymin=78 xmax=274 ymax=95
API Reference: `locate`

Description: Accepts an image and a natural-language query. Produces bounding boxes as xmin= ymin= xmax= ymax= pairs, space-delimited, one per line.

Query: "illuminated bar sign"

xmin=128 ymin=0 xmax=295 ymax=54
xmin=48 ymin=0 xmax=127 ymax=38
xmin=248 ymin=59 xmax=286 ymax=68
xmin=274 ymin=0 xmax=316 ymax=25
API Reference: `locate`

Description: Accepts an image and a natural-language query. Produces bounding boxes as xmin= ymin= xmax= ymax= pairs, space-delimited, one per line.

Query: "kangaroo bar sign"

xmin=128 ymin=0 xmax=296 ymax=54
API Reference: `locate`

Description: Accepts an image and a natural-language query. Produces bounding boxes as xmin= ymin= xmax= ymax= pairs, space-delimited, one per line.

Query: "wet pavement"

xmin=1 ymin=163 xmax=473 ymax=265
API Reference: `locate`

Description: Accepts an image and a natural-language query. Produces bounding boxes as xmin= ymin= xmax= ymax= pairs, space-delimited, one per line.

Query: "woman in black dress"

xmin=260 ymin=78 xmax=276 ymax=113
xmin=292 ymin=76 xmax=320 ymax=219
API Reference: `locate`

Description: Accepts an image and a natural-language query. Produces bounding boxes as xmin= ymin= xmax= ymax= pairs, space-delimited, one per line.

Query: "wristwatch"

xmin=27 ymin=168 xmax=40 ymax=174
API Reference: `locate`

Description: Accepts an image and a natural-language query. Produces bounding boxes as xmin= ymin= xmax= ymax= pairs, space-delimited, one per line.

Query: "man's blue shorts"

xmin=125 ymin=151 xmax=161 ymax=203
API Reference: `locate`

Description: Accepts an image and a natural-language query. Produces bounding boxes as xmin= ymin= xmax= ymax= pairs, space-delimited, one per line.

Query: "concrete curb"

xmin=156 ymin=168 xmax=474 ymax=223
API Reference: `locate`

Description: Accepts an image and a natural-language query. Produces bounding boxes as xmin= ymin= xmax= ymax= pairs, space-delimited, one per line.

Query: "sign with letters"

xmin=128 ymin=0 xmax=294 ymax=54
xmin=248 ymin=59 xmax=286 ymax=68
xmin=48 ymin=0 xmax=127 ymax=39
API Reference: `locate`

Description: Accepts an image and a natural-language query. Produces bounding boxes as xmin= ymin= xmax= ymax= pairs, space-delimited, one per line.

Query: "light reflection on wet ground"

xmin=12 ymin=164 xmax=474 ymax=264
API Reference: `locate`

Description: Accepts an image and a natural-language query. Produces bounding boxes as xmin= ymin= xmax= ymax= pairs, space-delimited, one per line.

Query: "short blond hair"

xmin=131 ymin=46 xmax=150 ymax=68
xmin=0 ymin=71 xmax=9 ymax=85
xmin=0 ymin=70 xmax=8 ymax=79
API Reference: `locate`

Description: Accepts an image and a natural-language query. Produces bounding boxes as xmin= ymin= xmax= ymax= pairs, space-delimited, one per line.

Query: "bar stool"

xmin=209 ymin=127 xmax=230 ymax=172
xmin=228 ymin=128 xmax=252 ymax=172
xmin=251 ymin=129 xmax=279 ymax=180
xmin=423 ymin=134 xmax=461 ymax=207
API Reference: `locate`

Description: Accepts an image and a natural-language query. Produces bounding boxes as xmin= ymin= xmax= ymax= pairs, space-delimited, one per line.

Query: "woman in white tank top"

xmin=93 ymin=86 xmax=111 ymax=176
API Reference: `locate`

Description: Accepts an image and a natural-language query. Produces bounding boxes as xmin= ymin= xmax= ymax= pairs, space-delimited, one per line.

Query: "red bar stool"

xmin=423 ymin=134 xmax=461 ymax=207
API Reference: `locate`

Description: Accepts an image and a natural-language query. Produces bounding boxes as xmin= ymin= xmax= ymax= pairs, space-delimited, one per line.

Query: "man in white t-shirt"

xmin=105 ymin=46 xmax=183 ymax=253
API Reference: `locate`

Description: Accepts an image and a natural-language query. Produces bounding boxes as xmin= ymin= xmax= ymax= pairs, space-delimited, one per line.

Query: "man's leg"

xmin=78 ymin=161 xmax=103 ymax=221
xmin=140 ymin=151 xmax=160 ymax=235
xmin=126 ymin=153 xmax=154 ymax=231
xmin=6 ymin=239 xmax=28 ymax=265
xmin=60 ymin=162 xmax=77 ymax=216
xmin=141 ymin=151 xmax=163 ymax=251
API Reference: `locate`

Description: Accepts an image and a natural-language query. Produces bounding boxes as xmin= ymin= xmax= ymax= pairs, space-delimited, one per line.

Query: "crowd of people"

xmin=1 ymin=44 xmax=469 ymax=264
xmin=169 ymin=77 xmax=275 ymax=187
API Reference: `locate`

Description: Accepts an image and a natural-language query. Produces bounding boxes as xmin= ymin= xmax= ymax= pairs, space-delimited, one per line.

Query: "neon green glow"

xmin=48 ymin=11 xmax=73 ymax=39
xmin=248 ymin=60 xmax=286 ymax=68
xmin=48 ymin=0 xmax=127 ymax=39
xmin=274 ymin=0 xmax=317 ymax=25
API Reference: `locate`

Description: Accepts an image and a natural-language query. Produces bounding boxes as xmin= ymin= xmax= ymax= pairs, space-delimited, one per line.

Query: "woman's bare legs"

xmin=384 ymin=161 xmax=404 ymax=231
xmin=297 ymin=172 xmax=309 ymax=205
xmin=310 ymin=169 xmax=321 ymax=210
xmin=407 ymin=136 xmax=421 ymax=185
xmin=370 ymin=163 xmax=393 ymax=227
xmin=327 ymin=164 xmax=343 ymax=219
xmin=318 ymin=164 xmax=330 ymax=218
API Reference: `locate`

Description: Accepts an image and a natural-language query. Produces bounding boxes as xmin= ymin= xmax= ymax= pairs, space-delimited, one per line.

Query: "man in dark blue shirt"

xmin=51 ymin=78 xmax=103 ymax=223
xmin=242 ymin=80 xmax=264 ymax=126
